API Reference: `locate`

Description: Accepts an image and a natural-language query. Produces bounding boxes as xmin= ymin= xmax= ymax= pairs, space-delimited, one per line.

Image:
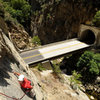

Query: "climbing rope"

xmin=0 ymin=92 xmax=26 ymax=100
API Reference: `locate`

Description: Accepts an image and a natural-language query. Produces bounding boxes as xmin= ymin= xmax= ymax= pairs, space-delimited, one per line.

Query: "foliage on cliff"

xmin=0 ymin=0 xmax=31 ymax=27
xmin=32 ymin=36 xmax=41 ymax=46
xmin=0 ymin=0 xmax=31 ymax=50
xmin=93 ymin=10 xmax=100 ymax=27
xmin=77 ymin=51 xmax=100 ymax=82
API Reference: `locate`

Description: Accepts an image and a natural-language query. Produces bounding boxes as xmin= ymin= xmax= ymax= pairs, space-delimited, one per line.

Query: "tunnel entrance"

xmin=80 ymin=29 xmax=95 ymax=44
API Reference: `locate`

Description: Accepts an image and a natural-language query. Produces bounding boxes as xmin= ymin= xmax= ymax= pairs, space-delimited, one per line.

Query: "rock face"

xmin=31 ymin=0 xmax=96 ymax=44
xmin=0 ymin=4 xmax=31 ymax=51
xmin=7 ymin=23 xmax=30 ymax=50
xmin=0 ymin=27 xmax=44 ymax=100
xmin=31 ymin=69 xmax=90 ymax=100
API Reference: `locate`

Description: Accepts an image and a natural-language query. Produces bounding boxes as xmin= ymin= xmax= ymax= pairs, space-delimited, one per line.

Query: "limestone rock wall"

xmin=31 ymin=0 xmax=96 ymax=44
xmin=0 ymin=29 xmax=44 ymax=100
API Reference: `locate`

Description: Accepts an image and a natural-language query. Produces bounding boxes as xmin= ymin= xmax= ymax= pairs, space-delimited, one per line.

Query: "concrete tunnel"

xmin=78 ymin=24 xmax=100 ymax=47
xmin=79 ymin=29 xmax=95 ymax=44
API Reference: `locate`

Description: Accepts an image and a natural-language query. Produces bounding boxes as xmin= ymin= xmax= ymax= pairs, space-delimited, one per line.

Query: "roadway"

xmin=20 ymin=38 xmax=90 ymax=65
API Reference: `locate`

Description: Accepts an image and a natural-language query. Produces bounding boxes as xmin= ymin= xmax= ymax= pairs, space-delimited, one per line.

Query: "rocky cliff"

xmin=0 ymin=17 xmax=44 ymax=100
xmin=31 ymin=0 xmax=97 ymax=44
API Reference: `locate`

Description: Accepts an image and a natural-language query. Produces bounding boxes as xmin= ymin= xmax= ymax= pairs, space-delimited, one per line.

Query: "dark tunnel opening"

xmin=79 ymin=30 xmax=95 ymax=44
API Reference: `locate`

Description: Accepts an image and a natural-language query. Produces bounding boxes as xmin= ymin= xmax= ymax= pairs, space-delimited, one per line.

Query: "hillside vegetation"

xmin=0 ymin=0 xmax=100 ymax=43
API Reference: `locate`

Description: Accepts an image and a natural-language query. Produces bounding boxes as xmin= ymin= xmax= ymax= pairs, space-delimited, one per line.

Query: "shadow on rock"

xmin=21 ymin=88 xmax=36 ymax=100
xmin=0 ymin=57 xmax=13 ymax=86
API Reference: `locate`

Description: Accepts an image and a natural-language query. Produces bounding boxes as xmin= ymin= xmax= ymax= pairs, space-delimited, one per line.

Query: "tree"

xmin=77 ymin=51 xmax=94 ymax=70
xmin=93 ymin=10 xmax=100 ymax=27
xmin=2 ymin=0 xmax=31 ymax=25
xmin=77 ymin=51 xmax=100 ymax=82
xmin=32 ymin=36 xmax=41 ymax=46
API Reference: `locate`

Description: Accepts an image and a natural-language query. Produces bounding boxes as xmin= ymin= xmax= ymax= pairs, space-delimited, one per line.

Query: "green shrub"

xmin=4 ymin=12 xmax=15 ymax=23
xmin=92 ymin=10 xmax=100 ymax=27
xmin=32 ymin=36 xmax=41 ymax=46
xmin=11 ymin=0 xmax=27 ymax=10
xmin=2 ymin=0 xmax=31 ymax=24
xmin=10 ymin=0 xmax=31 ymax=22
xmin=37 ymin=63 xmax=46 ymax=71
xmin=47 ymin=13 xmax=51 ymax=19
xmin=77 ymin=51 xmax=100 ymax=77
xmin=89 ymin=60 xmax=99 ymax=75
xmin=77 ymin=51 xmax=94 ymax=70
xmin=53 ymin=64 xmax=61 ymax=74
xmin=69 ymin=70 xmax=82 ymax=89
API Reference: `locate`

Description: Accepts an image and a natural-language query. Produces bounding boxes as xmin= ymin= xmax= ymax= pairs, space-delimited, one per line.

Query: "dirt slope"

xmin=31 ymin=69 xmax=90 ymax=100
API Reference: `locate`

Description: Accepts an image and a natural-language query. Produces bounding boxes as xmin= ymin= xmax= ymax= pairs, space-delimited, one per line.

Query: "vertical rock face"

xmin=0 ymin=16 xmax=30 ymax=51
xmin=0 ymin=30 xmax=9 ymax=60
xmin=6 ymin=21 xmax=31 ymax=50
xmin=31 ymin=0 xmax=96 ymax=44
xmin=0 ymin=21 xmax=44 ymax=100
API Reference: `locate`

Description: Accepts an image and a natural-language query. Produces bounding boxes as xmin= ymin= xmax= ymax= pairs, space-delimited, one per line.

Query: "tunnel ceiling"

xmin=80 ymin=29 xmax=95 ymax=44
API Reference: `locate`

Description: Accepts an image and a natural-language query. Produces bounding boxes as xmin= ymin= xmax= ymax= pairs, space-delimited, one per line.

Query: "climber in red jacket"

xmin=13 ymin=72 xmax=35 ymax=98
xmin=13 ymin=72 xmax=33 ymax=92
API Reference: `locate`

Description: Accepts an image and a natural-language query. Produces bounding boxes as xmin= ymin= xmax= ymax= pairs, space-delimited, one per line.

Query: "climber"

xmin=13 ymin=72 xmax=33 ymax=93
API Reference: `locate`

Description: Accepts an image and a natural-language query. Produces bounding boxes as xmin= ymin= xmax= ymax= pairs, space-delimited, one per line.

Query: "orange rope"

xmin=0 ymin=92 xmax=26 ymax=100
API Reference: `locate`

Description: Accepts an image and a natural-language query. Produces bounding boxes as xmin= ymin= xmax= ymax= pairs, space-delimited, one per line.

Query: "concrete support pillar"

xmin=42 ymin=60 xmax=52 ymax=70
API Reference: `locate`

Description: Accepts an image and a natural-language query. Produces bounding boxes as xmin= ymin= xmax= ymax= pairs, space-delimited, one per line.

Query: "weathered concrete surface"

xmin=78 ymin=24 xmax=100 ymax=47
